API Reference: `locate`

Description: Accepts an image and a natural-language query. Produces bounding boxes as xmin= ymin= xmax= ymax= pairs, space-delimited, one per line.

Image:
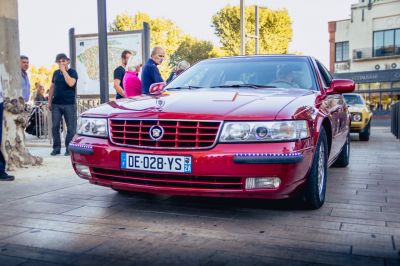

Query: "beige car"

xmin=343 ymin=93 xmax=373 ymax=141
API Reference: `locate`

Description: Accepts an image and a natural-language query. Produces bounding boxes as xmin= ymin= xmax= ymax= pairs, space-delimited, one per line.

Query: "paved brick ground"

xmin=0 ymin=127 xmax=399 ymax=265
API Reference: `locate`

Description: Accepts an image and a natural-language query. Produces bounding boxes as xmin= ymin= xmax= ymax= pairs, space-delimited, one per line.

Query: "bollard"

xmin=391 ymin=101 xmax=400 ymax=139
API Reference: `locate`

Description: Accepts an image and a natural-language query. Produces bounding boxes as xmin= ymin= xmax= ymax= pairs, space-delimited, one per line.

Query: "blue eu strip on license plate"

xmin=121 ymin=152 xmax=192 ymax=173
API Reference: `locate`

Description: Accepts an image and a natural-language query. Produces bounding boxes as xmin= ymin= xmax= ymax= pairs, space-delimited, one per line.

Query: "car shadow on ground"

xmin=112 ymin=190 xmax=307 ymax=213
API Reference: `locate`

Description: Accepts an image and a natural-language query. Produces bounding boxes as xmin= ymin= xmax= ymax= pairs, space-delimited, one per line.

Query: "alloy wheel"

xmin=317 ymin=144 xmax=325 ymax=199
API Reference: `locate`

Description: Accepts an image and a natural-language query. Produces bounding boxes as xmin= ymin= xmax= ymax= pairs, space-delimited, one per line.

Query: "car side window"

xmin=316 ymin=61 xmax=332 ymax=88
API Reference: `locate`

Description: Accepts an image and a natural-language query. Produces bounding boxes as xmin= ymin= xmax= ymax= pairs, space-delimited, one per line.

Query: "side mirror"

xmin=149 ymin=82 xmax=167 ymax=95
xmin=326 ymin=79 xmax=355 ymax=95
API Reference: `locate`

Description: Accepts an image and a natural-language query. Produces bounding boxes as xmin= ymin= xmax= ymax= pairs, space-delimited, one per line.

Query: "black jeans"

xmin=0 ymin=102 xmax=5 ymax=172
xmin=51 ymin=104 xmax=76 ymax=152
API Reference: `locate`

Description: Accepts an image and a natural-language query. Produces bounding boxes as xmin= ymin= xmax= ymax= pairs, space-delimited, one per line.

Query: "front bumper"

xmin=70 ymin=136 xmax=314 ymax=199
xmin=350 ymin=119 xmax=369 ymax=133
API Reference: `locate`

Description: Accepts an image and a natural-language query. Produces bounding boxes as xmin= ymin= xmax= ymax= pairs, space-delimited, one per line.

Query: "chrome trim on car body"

xmin=108 ymin=118 xmax=224 ymax=150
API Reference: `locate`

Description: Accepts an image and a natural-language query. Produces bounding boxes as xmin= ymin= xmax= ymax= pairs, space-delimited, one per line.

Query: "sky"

xmin=18 ymin=0 xmax=359 ymax=68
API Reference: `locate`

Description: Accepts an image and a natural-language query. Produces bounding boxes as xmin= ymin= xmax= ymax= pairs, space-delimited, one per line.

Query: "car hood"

xmin=347 ymin=105 xmax=367 ymax=112
xmin=85 ymin=88 xmax=314 ymax=120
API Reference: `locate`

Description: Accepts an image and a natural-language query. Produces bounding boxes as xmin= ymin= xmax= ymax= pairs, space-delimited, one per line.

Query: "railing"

xmin=353 ymin=48 xmax=373 ymax=60
xmin=25 ymin=102 xmax=52 ymax=141
xmin=25 ymin=97 xmax=101 ymax=144
xmin=391 ymin=101 xmax=400 ymax=140
xmin=77 ymin=97 xmax=101 ymax=115
xmin=353 ymin=46 xmax=400 ymax=60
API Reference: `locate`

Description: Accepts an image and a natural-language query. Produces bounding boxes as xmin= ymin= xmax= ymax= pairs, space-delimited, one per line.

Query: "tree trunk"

xmin=0 ymin=0 xmax=42 ymax=170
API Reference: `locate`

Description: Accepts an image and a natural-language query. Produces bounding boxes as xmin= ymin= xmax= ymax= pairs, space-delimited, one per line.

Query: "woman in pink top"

xmin=122 ymin=57 xmax=142 ymax=97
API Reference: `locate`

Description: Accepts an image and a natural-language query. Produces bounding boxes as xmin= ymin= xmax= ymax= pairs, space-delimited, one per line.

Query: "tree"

xmin=110 ymin=12 xmax=184 ymax=78
xmin=169 ymin=36 xmax=215 ymax=68
xmin=0 ymin=0 xmax=42 ymax=170
xmin=29 ymin=64 xmax=58 ymax=97
xmin=212 ymin=5 xmax=293 ymax=56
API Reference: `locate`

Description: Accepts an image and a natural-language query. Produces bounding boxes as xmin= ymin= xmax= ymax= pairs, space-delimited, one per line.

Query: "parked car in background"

xmin=69 ymin=55 xmax=355 ymax=209
xmin=343 ymin=93 xmax=372 ymax=141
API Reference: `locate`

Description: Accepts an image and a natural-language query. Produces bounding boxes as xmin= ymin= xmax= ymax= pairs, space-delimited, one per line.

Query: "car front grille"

xmin=91 ymin=168 xmax=243 ymax=190
xmin=109 ymin=119 xmax=221 ymax=149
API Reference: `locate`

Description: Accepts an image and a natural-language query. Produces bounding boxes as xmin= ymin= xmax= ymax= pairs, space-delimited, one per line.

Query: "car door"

xmin=315 ymin=61 xmax=348 ymax=159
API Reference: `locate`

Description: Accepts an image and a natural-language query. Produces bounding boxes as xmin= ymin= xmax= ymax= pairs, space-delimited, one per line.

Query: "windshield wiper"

xmin=167 ymin=85 xmax=204 ymax=90
xmin=210 ymin=84 xmax=276 ymax=89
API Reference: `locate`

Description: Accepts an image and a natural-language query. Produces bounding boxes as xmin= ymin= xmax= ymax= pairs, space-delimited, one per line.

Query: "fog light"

xmin=245 ymin=177 xmax=281 ymax=190
xmin=75 ymin=164 xmax=91 ymax=177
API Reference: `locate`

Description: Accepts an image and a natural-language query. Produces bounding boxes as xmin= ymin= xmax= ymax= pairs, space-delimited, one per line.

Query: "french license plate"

xmin=121 ymin=152 xmax=192 ymax=173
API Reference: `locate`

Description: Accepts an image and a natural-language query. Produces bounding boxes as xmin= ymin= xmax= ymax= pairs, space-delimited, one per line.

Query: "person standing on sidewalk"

xmin=0 ymin=76 xmax=15 ymax=181
xmin=20 ymin=55 xmax=30 ymax=103
xmin=48 ymin=53 xmax=78 ymax=156
xmin=113 ymin=50 xmax=132 ymax=99
xmin=141 ymin=46 xmax=165 ymax=94
xmin=122 ymin=57 xmax=142 ymax=97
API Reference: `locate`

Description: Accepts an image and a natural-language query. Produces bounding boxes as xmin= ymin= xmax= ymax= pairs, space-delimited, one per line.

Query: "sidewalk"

xmin=1 ymin=127 xmax=398 ymax=265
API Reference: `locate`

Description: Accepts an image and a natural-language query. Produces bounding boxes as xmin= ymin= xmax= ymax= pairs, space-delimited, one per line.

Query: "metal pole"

xmin=143 ymin=22 xmax=150 ymax=62
xmin=240 ymin=0 xmax=245 ymax=55
xmin=68 ymin=28 xmax=76 ymax=69
xmin=255 ymin=5 xmax=259 ymax=54
xmin=97 ymin=0 xmax=109 ymax=103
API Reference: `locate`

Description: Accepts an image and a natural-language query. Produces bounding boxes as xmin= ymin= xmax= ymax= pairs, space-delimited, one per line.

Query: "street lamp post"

xmin=251 ymin=5 xmax=268 ymax=55
xmin=240 ymin=0 xmax=245 ymax=55
xmin=255 ymin=5 xmax=259 ymax=54
xmin=97 ymin=0 xmax=109 ymax=104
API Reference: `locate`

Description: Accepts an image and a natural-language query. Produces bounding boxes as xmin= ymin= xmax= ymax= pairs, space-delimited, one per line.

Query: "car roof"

xmin=204 ymin=54 xmax=312 ymax=62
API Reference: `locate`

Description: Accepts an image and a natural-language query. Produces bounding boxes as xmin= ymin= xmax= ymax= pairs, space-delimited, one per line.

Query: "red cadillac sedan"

xmin=70 ymin=55 xmax=354 ymax=209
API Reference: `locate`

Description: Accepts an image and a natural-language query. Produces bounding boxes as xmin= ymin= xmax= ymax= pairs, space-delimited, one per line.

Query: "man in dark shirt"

xmin=113 ymin=50 xmax=132 ymax=99
xmin=141 ymin=46 xmax=165 ymax=94
xmin=48 ymin=53 xmax=78 ymax=156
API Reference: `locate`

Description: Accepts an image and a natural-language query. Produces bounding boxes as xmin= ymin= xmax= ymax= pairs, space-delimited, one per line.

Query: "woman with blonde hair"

xmin=34 ymin=84 xmax=47 ymax=103
xmin=122 ymin=56 xmax=142 ymax=97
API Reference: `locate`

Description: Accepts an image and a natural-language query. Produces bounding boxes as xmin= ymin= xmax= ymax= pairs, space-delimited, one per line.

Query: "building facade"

xmin=329 ymin=0 xmax=400 ymax=114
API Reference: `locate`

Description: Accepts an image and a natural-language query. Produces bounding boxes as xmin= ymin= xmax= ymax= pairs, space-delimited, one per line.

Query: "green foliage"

xmin=169 ymin=36 xmax=215 ymax=68
xmin=110 ymin=12 xmax=184 ymax=78
xmin=208 ymin=46 xmax=227 ymax=58
xmin=28 ymin=64 xmax=58 ymax=94
xmin=212 ymin=5 xmax=293 ymax=56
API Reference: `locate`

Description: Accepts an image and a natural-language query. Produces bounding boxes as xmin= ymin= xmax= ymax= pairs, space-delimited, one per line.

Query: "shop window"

xmin=392 ymin=82 xmax=400 ymax=88
xmin=369 ymin=92 xmax=380 ymax=111
xmin=335 ymin=42 xmax=349 ymax=62
xmin=380 ymin=82 xmax=391 ymax=89
xmin=357 ymin=83 xmax=370 ymax=91
xmin=381 ymin=92 xmax=391 ymax=110
xmin=370 ymin=82 xmax=380 ymax=90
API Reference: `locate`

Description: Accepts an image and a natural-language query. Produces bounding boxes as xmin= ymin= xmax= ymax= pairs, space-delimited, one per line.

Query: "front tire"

xmin=304 ymin=127 xmax=328 ymax=210
xmin=332 ymin=133 xmax=350 ymax=167
xmin=359 ymin=121 xmax=370 ymax=141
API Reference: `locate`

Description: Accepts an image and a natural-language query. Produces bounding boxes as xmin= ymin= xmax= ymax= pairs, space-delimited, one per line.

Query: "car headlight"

xmin=352 ymin=113 xmax=362 ymax=122
xmin=77 ymin=117 xmax=108 ymax=138
xmin=219 ymin=120 xmax=310 ymax=142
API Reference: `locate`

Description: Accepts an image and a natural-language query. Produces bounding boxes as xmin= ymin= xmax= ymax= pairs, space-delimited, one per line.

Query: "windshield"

xmin=166 ymin=56 xmax=317 ymax=91
xmin=343 ymin=94 xmax=364 ymax=105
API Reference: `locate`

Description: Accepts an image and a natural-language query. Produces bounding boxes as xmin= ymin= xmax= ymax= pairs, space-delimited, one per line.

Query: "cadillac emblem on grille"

xmin=149 ymin=125 xmax=164 ymax=141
